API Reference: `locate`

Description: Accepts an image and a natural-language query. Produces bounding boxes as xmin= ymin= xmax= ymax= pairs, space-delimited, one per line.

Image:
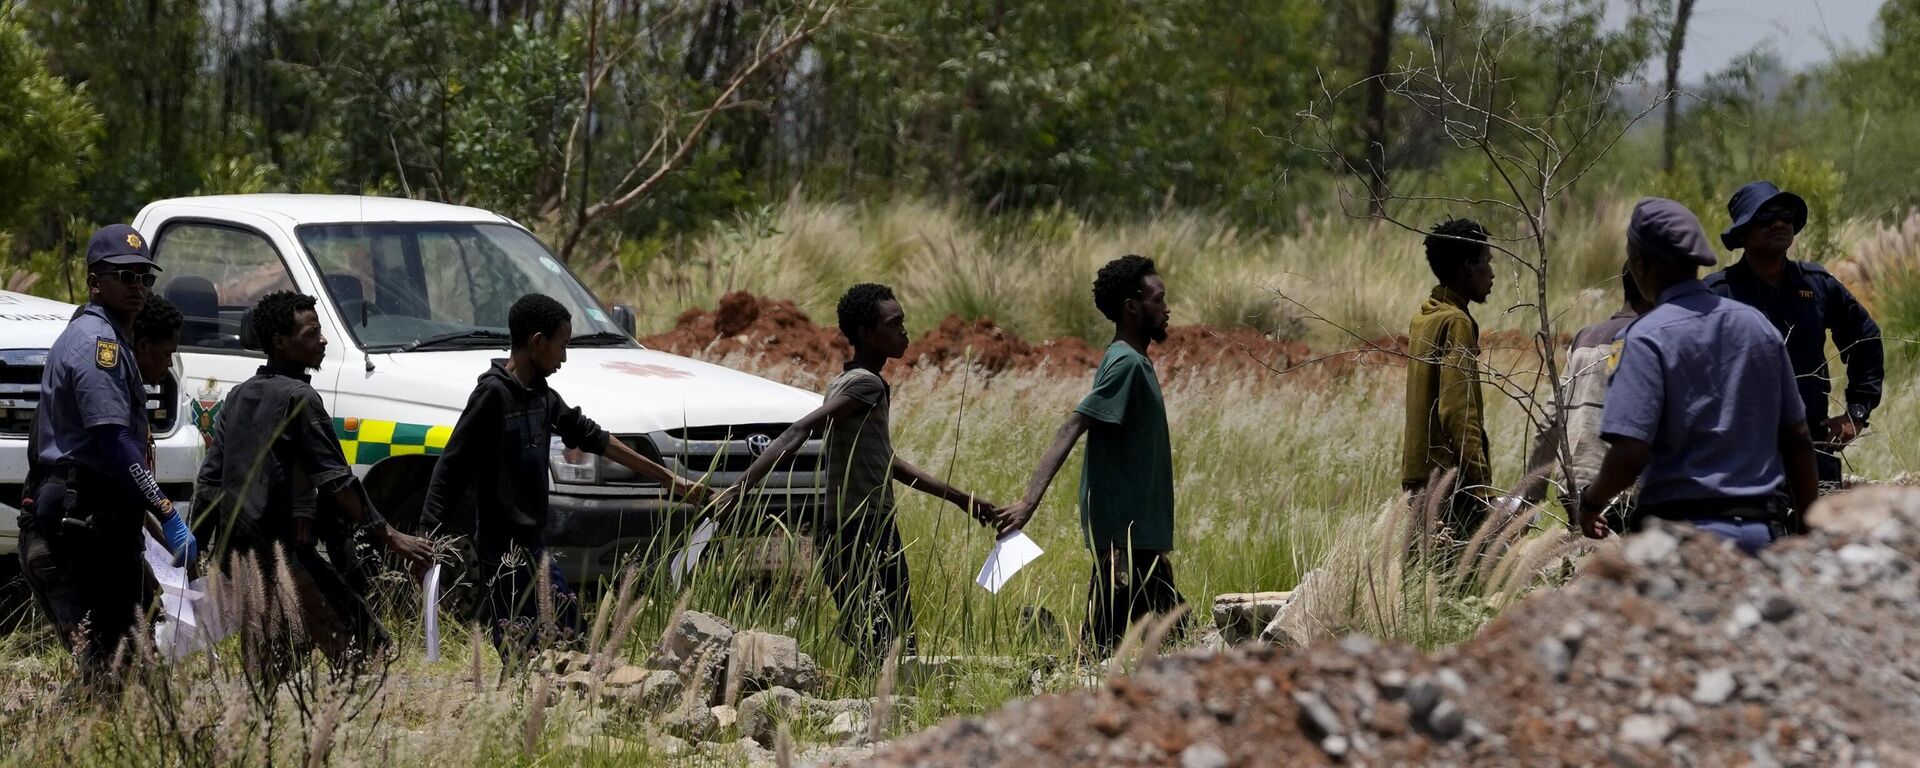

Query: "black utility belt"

xmin=1637 ymin=495 xmax=1785 ymax=523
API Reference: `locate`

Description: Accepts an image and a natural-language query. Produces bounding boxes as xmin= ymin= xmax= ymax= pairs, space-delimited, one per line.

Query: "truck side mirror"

xmin=610 ymin=304 xmax=637 ymax=337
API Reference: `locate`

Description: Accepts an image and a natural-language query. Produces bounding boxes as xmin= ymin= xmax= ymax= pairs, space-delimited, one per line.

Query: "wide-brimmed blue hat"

xmin=1721 ymin=180 xmax=1807 ymax=251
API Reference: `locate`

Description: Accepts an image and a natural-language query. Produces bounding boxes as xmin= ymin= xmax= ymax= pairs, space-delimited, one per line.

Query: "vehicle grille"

xmin=605 ymin=425 xmax=822 ymax=486
xmin=0 ymin=349 xmax=179 ymax=438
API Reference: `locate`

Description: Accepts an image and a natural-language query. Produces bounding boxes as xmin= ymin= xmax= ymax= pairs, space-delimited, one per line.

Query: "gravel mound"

xmin=875 ymin=486 xmax=1920 ymax=767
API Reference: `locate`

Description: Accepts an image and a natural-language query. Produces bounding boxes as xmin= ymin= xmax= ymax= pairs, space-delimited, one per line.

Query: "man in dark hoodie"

xmin=195 ymin=290 xmax=434 ymax=663
xmin=421 ymin=293 xmax=710 ymax=663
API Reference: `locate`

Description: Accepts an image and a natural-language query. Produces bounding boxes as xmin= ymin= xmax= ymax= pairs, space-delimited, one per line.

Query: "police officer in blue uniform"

xmin=16 ymin=225 xmax=195 ymax=684
xmin=1705 ymin=181 xmax=1883 ymax=487
xmin=1576 ymin=199 xmax=1819 ymax=554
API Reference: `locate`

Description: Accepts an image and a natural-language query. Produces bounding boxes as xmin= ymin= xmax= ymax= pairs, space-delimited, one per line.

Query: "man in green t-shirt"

xmin=996 ymin=255 xmax=1179 ymax=654
xmin=727 ymin=283 xmax=997 ymax=663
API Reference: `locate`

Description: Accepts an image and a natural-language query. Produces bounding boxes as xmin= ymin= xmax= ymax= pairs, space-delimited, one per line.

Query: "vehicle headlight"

xmin=549 ymin=437 xmax=598 ymax=484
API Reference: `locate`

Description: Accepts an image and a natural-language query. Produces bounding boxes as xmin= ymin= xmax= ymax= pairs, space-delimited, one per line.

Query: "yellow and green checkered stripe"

xmin=334 ymin=417 xmax=453 ymax=465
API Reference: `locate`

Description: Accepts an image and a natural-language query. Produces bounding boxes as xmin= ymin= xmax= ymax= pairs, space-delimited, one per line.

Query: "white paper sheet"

xmin=975 ymin=531 xmax=1044 ymax=594
xmin=143 ymin=534 xmax=191 ymax=594
xmin=669 ymin=518 xmax=718 ymax=588
xmin=423 ymin=564 xmax=443 ymax=662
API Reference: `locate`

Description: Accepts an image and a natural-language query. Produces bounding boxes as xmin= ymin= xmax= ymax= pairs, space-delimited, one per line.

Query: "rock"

xmin=602 ymin=664 xmax=649 ymax=687
xmin=1211 ymin=591 xmax=1295 ymax=644
xmin=559 ymin=671 xmax=594 ymax=693
xmin=825 ymin=710 xmax=868 ymax=740
xmin=1426 ymin=700 xmax=1465 ymax=740
xmin=662 ymin=699 xmax=720 ymax=741
xmin=711 ymin=704 xmax=738 ymax=730
xmin=1533 ymin=637 xmax=1572 ymax=681
xmin=653 ymin=734 xmax=688 ymax=757
xmin=725 ymin=630 xmax=821 ymax=701
xmin=1406 ymin=677 xmax=1443 ymax=718
xmin=1692 ymin=669 xmax=1736 ymax=705
xmin=1178 ymin=742 xmax=1229 ymax=768
xmin=1292 ymin=690 xmax=1343 ymax=738
xmin=614 ymin=670 xmax=686 ymax=715
xmin=1623 ymin=527 xmax=1680 ymax=565
xmin=1619 ymin=715 xmax=1673 ymax=747
xmin=1260 ymin=570 xmax=1330 ymax=648
xmin=538 ymin=649 xmax=593 ymax=675
xmin=650 ymin=610 xmax=735 ymax=676
xmin=1758 ymin=594 xmax=1797 ymax=623
xmin=1320 ymin=734 xmax=1350 ymax=758
xmin=1805 ymin=485 xmax=1918 ymax=540
xmin=737 ymin=686 xmax=804 ymax=746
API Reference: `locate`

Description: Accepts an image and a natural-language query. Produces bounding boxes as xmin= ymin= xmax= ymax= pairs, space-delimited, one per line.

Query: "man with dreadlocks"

xmin=1401 ymin=217 xmax=1498 ymax=540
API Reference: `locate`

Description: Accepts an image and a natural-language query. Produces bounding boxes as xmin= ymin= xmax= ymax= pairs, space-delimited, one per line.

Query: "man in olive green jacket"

xmin=1402 ymin=218 xmax=1496 ymax=539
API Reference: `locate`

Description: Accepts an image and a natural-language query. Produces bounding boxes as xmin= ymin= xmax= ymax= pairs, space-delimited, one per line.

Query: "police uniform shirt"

xmin=1705 ymin=259 xmax=1883 ymax=423
xmin=1599 ymin=280 xmax=1805 ymax=505
xmin=35 ymin=303 xmax=146 ymax=472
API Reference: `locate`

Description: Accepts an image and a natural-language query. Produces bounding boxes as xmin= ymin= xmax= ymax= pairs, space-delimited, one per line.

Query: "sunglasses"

xmin=96 ymin=269 xmax=157 ymax=288
xmin=1751 ymin=207 xmax=1798 ymax=227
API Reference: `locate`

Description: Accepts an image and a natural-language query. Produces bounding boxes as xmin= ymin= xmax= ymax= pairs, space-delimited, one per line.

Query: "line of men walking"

xmin=20 ymin=231 xmax=1186 ymax=683
xmin=1404 ymin=181 xmax=1883 ymax=555
xmin=18 ymin=178 xmax=1884 ymax=689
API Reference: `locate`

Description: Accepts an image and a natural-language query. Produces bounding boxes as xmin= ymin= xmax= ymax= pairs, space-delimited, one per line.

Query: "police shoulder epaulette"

xmin=1796 ymin=260 xmax=1833 ymax=277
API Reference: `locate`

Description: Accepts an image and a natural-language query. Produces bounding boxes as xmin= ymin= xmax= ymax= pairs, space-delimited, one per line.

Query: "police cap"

xmin=85 ymin=224 xmax=162 ymax=271
xmin=1627 ymin=198 xmax=1717 ymax=267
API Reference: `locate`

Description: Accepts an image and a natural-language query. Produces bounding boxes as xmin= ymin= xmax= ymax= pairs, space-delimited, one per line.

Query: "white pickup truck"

xmin=92 ymin=194 xmax=823 ymax=585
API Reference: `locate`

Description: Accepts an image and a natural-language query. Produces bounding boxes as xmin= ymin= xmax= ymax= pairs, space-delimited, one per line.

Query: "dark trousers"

xmin=816 ymin=513 xmax=915 ymax=661
xmin=478 ymin=545 xmax=581 ymax=664
xmin=19 ymin=524 xmax=151 ymax=684
xmin=1085 ymin=549 xmax=1184 ymax=656
xmin=222 ymin=538 xmax=391 ymax=667
xmin=1403 ymin=480 xmax=1489 ymax=541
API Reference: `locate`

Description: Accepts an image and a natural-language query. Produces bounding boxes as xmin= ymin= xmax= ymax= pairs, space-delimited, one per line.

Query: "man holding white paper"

xmin=996 ymin=256 xmax=1185 ymax=655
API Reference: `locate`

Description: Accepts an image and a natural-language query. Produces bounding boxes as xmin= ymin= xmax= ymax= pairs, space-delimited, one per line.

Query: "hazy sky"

xmin=1611 ymin=0 xmax=1884 ymax=80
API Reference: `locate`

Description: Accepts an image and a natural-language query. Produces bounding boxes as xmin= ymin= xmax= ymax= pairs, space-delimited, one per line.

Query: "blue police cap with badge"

xmin=85 ymin=224 xmax=162 ymax=271
xmin=1627 ymin=198 xmax=1717 ymax=267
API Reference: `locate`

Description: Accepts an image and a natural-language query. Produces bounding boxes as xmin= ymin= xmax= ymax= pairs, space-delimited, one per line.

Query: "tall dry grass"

xmin=585 ymin=194 xmax=1646 ymax=350
xmin=5 ymin=198 xmax=1920 ymax=765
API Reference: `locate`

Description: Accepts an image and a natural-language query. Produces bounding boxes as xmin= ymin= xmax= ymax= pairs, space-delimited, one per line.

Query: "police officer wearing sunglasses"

xmin=1705 ymin=181 xmax=1884 ymax=491
xmin=17 ymin=224 xmax=193 ymax=687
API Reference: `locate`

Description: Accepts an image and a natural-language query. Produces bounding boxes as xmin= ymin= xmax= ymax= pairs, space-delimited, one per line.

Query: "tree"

xmin=0 ymin=10 xmax=101 ymax=245
xmin=1660 ymin=0 xmax=1697 ymax=174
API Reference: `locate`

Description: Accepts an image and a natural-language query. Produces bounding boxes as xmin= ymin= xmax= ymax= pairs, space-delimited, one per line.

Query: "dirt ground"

xmin=870 ymin=487 xmax=1920 ymax=767
xmin=640 ymin=291 xmax=1412 ymax=382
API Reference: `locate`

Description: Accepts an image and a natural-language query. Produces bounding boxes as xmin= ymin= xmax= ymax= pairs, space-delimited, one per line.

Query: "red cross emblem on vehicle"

xmin=601 ymin=361 xmax=694 ymax=379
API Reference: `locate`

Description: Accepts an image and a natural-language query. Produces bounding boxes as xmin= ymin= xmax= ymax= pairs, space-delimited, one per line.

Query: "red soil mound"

xmin=641 ymin=291 xmax=852 ymax=375
xmin=642 ymin=292 xmax=1438 ymax=382
xmin=904 ymin=315 xmax=1103 ymax=374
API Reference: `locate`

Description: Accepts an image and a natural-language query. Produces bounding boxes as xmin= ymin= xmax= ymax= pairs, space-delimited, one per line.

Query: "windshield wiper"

xmin=570 ymin=331 xmax=633 ymax=347
xmin=393 ymin=329 xmax=510 ymax=353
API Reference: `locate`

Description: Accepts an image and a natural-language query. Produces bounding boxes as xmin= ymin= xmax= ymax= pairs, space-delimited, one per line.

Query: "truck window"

xmin=153 ymin=223 xmax=294 ymax=350
xmin=299 ymin=222 xmax=623 ymax=351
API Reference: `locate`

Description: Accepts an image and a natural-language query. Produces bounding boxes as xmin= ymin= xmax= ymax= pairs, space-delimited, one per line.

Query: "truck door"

xmin=147 ymin=220 xmax=303 ymax=444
